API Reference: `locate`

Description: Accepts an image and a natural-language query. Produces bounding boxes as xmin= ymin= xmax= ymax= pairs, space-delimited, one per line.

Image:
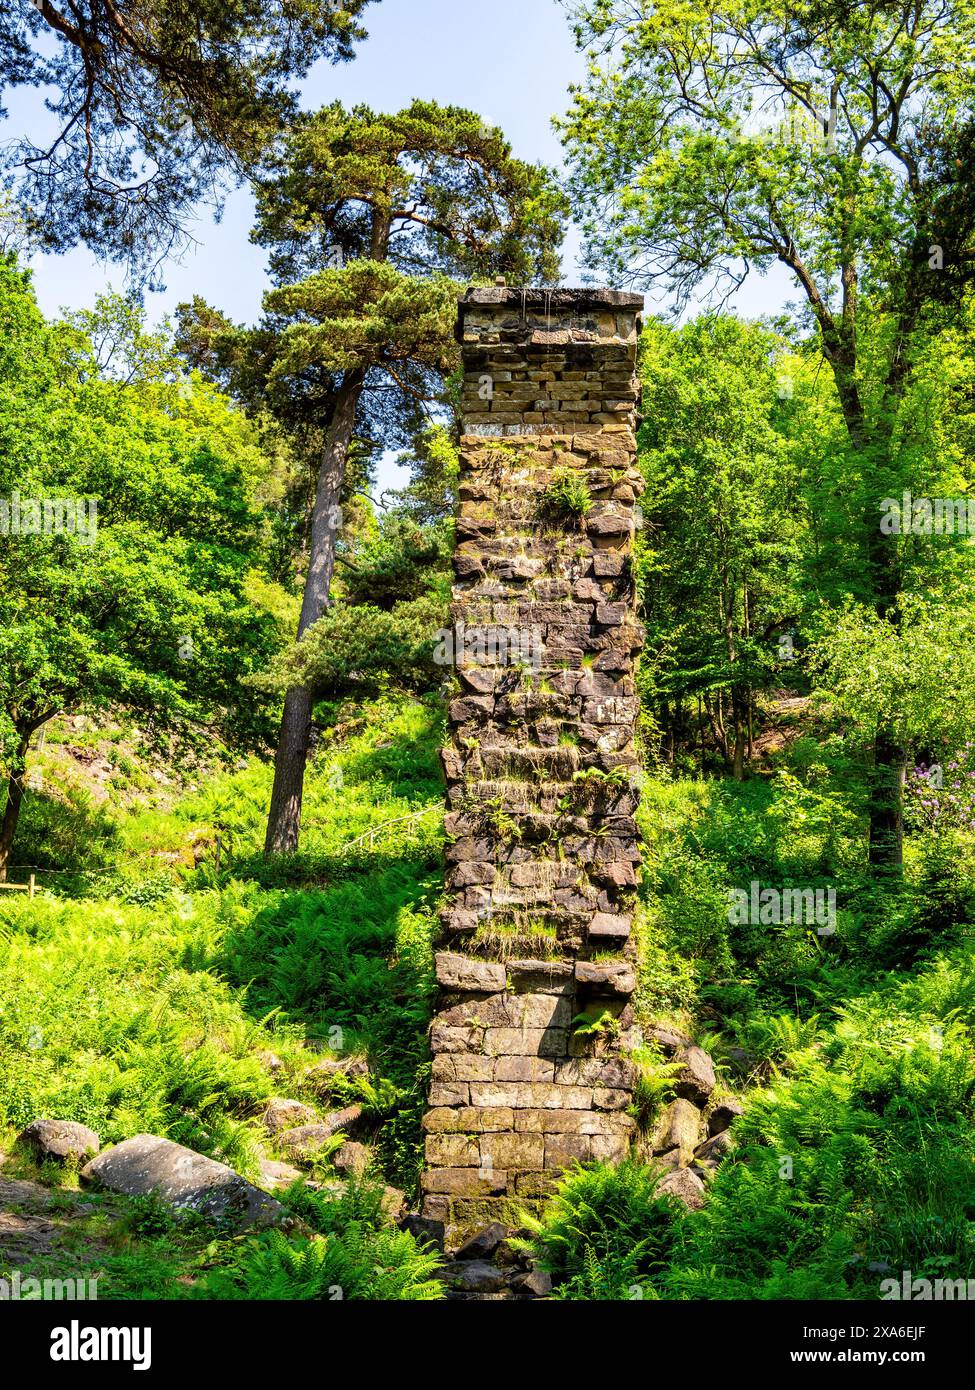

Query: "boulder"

xmin=657 ymin=1165 xmax=706 ymax=1211
xmin=653 ymin=1099 xmax=701 ymax=1162
xmin=646 ymin=1024 xmax=692 ymax=1055
xmin=382 ymin=1185 xmax=406 ymax=1222
xmin=437 ymin=1259 xmax=508 ymax=1294
xmin=454 ymin=1221 xmax=508 ymax=1261
xmin=510 ymin=1267 xmax=553 ymax=1299
xmin=258 ymin=1159 xmax=303 ymax=1189
xmin=261 ymin=1098 xmax=317 ymax=1134
xmin=726 ymin=1047 xmax=755 ymax=1076
xmin=674 ymin=1045 xmax=717 ymax=1105
xmin=277 ymin=1106 xmax=363 ymax=1159
xmin=81 ymin=1135 xmax=283 ymax=1227
xmin=17 ymin=1119 xmax=100 ymax=1165
xmin=332 ymin=1141 xmax=370 ymax=1176
xmin=304 ymin=1055 xmax=369 ymax=1091
xmin=693 ymin=1131 xmax=735 ymax=1165
xmin=400 ymin=1213 xmax=445 ymax=1251
xmin=708 ymin=1098 xmax=745 ymax=1136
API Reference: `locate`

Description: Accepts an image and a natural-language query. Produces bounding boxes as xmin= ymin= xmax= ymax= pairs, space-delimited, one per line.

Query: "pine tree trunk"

xmin=264 ymin=366 xmax=366 ymax=856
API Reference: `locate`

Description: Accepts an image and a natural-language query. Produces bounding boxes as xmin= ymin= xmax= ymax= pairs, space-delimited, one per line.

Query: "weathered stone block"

xmin=479 ymin=1133 xmax=544 ymax=1170
xmin=428 ymin=1082 xmax=470 ymax=1108
xmin=432 ymin=1054 xmax=496 ymax=1083
xmin=675 ymin=1046 xmax=717 ymax=1105
xmin=435 ymin=952 xmax=507 ymax=993
xmin=506 ymin=959 xmax=575 ymax=993
xmin=513 ymin=1172 xmax=559 ymax=1196
xmin=482 ymin=1028 xmax=568 ymax=1057
xmin=470 ymin=1082 xmax=592 ymax=1110
xmin=423 ymin=1107 xmax=514 ymax=1133
xmin=590 ymin=1132 xmax=631 ymax=1164
xmin=544 ymin=1133 xmax=592 ymax=1168
xmin=421 ymin=1168 xmax=508 ymax=1196
xmin=493 ymin=1056 xmax=556 ymax=1083
xmin=587 ymin=912 xmax=632 ymax=943
xmin=261 ymin=1099 xmax=317 ymax=1135
xmin=507 ymin=993 xmax=573 ymax=1029
xmin=430 ymin=1024 xmax=483 ymax=1054
xmin=81 ymin=1136 xmax=282 ymax=1228
xmin=658 ymin=1166 xmax=706 ymax=1211
xmin=593 ymin=1088 xmax=630 ymax=1111
xmin=17 ymin=1119 xmax=100 ymax=1165
xmin=574 ymin=960 xmax=636 ymax=995
xmin=708 ymin=1097 xmax=745 ymax=1136
xmin=514 ymin=1108 xmax=635 ymax=1135
xmin=555 ymin=1058 xmax=635 ymax=1089
xmin=654 ymin=1099 xmax=702 ymax=1161
xmin=693 ymin=1130 xmax=735 ymax=1164
xmin=425 ymin=1134 xmax=480 ymax=1167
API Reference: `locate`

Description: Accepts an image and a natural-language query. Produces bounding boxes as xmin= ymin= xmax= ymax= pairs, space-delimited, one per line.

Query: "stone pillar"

xmin=422 ymin=287 xmax=646 ymax=1237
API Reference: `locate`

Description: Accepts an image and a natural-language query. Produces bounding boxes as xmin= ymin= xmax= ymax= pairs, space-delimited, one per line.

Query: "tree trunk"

xmin=868 ymin=724 xmax=905 ymax=871
xmin=830 ymin=352 xmax=906 ymax=873
xmin=264 ymin=366 xmax=366 ymax=856
xmin=866 ymin=517 xmax=905 ymax=871
xmin=703 ymin=690 xmax=731 ymax=770
xmin=0 ymin=729 xmax=31 ymax=881
xmin=722 ymin=581 xmax=745 ymax=779
xmin=731 ymin=686 xmax=746 ymax=781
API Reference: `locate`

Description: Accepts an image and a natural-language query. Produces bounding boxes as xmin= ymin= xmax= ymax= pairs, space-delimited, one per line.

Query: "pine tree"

xmin=253 ymin=100 xmax=567 ymax=854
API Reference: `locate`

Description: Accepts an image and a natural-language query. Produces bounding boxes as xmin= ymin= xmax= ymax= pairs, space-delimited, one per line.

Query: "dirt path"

xmin=0 ymin=1156 xmax=109 ymax=1271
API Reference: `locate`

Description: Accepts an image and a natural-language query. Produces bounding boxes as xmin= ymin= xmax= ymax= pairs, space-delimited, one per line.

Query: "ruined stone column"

xmin=421 ymin=286 xmax=646 ymax=1236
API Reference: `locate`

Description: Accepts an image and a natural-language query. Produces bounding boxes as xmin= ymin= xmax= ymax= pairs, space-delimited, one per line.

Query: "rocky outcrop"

xmin=708 ymin=1098 xmax=745 ymax=1135
xmin=638 ymin=1035 xmax=743 ymax=1202
xmin=434 ymin=1219 xmax=554 ymax=1301
xmin=423 ymin=287 xmax=646 ymax=1234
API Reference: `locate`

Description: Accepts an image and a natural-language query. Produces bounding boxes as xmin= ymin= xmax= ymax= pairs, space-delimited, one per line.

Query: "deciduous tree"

xmin=560 ymin=0 xmax=975 ymax=868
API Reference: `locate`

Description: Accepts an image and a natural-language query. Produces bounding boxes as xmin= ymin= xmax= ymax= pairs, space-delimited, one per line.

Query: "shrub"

xmin=199 ymin=1179 xmax=444 ymax=1301
xmin=523 ymin=1158 xmax=679 ymax=1299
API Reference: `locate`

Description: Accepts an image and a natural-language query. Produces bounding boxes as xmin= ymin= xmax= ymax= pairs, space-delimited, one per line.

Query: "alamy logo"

xmin=881 ymin=1269 xmax=975 ymax=1300
xmin=50 ymin=1320 xmax=151 ymax=1371
xmin=880 ymin=491 xmax=975 ymax=535
xmin=1 ymin=1271 xmax=99 ymax=1301
xmin=728 ymin=881 xmax=836 ymax=934
xmin=0 ymin=491 xmax=98 ymax=544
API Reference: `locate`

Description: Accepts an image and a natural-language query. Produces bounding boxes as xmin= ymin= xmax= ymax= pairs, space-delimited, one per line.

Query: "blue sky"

xmin=10 ymin=0 xmax=793 ymax=489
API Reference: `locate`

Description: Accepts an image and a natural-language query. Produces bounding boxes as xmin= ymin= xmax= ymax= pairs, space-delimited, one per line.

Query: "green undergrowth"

xmin=7 ymin=695 xmax=975 ymax=1299
xmin=0 ymin=697 xmax=444 ymax=1207
xmin=524 ymin=738 xmax=975 ymax=1299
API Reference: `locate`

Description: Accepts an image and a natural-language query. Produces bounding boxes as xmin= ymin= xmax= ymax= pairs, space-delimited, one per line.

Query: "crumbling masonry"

xmin=421 ymin=287 xmax=646 ymax=1232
